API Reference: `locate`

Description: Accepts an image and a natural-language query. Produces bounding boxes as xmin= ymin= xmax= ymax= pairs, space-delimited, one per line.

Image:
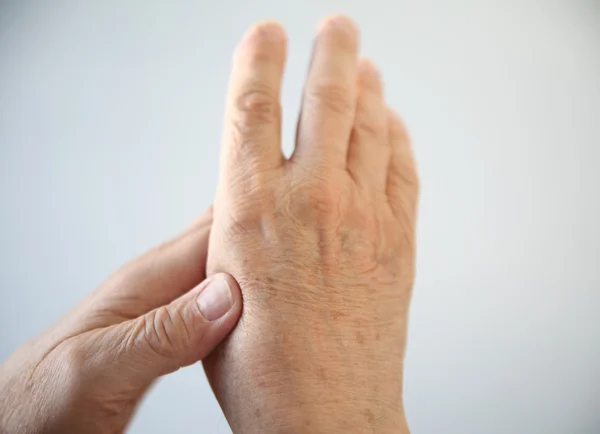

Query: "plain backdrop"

xmin=1 ymin=1 xmax=599 ymax=433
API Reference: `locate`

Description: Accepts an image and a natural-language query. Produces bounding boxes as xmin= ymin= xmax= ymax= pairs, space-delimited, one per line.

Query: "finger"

xmin=92 ymin=273 xmax=243 ymax=382
xmin=221 ymin=21 xmax=287 ymax=179
xmin=67 ymin=207 xmax=214 ymax=332
xmin=347 ymin=59 xmax=389 ymax=192
xmin=292 ymin=15 xmax=359 ymax=169
xmin=386 ymin=107 xmax=419 ymax=221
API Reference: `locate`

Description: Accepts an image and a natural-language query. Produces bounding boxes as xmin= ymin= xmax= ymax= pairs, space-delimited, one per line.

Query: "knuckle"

xmin=228 ymin=88 xmax=280 ymax=162
xmin=286 ymin=178 xmax=343 ymax=227
xmin=310 ymin=187 xmax=337 ymax=216
xmin=305 ymin=80 xmax=353 ymax=116
xmin=354 ymin=115 xmax=385 ymax=140
xmin=140 ymin=307 xmax=181 ymax=360
xmin=234 ymin=87 xmax=280 ymax=126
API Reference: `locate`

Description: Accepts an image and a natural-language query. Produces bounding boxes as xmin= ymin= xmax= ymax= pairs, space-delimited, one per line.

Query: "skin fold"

xmin=0 ymin=15 xmax=418 ymax=434
xmin=205 ymin=16 xmax=418 ymax=434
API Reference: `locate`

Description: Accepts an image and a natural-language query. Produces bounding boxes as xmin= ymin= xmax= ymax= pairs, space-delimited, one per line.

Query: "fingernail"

xmin=197 ymin=277 xmax=233 ymax=321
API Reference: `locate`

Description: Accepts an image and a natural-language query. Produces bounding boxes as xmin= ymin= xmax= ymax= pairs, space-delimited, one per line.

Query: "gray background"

xmin=1 ymin=1 xmax=599 ymax=433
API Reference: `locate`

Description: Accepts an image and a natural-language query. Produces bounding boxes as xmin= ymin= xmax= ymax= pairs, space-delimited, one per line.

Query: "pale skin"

xmin=0 ymin=209 xmax=244 ymax=433
xmin=0 ymin=15 xmax=418 ymax=434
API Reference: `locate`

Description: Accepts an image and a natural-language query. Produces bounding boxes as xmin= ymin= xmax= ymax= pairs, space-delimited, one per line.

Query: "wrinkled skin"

xmin=205 ymin=16 xmax=418 ymax=434
xmin=0 ymin=209 xmax=243 ymax=434
xmin=0 ymin=15 xmax=418 ymax=434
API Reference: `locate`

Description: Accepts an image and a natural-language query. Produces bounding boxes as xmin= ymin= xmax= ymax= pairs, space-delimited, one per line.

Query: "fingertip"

xmin=387 ymin=106 xmax=410 ymax=143
xmin=357 ymin=58 xmax=383 ymax=93
xmin=315 ymin=15 xmax=359 ymax=55
xmin=199 ymin=273 xmax=243 ymax=323
xmin=317 ymin=14 xmax=358 ymax=39
xmin=236 ymin=20 xmax=287 ymax=61
xmin=213 ymin=272 xmax=243 ymax=311
xmin=248 ymin=20 xmax=287 ymax=42
xmin=193 ymin=273 xmax=243 ymax=359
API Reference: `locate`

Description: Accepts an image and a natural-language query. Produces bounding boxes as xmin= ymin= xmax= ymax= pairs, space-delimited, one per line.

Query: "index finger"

xmin=220 ymin=21 xmax=287 ymax=178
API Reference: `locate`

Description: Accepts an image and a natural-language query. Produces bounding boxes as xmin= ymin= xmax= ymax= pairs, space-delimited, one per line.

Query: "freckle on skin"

xmin=364 ymin=408 xmax=375 ymax=424
xmin=375 ymin=332 xmax=380 ymax=341
xmin=355 ymin=331 xmax=364 ymax=344
xmin=331 ymin=310 xmax=346 ymax=319
xmin=318 ymin=367 xmax=327 ymax=381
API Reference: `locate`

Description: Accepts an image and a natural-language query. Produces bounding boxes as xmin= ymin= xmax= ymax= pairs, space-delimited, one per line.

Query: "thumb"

xmin=100 ymin=273 xmax=242 ymax=381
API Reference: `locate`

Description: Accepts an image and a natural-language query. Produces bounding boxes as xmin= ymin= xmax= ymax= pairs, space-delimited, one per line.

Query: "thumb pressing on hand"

xmin=94 ymin=273 xmax=242 ymax=383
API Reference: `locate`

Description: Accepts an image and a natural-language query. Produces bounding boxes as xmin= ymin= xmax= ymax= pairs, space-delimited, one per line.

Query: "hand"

xmin=0 ymin=208 xmax=243 ymax=434
xmin=205 ymin=16 xmax=418 ymax=434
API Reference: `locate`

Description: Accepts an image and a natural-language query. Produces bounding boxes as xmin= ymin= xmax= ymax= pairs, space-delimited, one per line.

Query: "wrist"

xmin=263 ymin=396 xmax=409 ymax=434
xmin=205 ymin=307 xmax=409 ymax=434
xmin=264 ymin=372 xmax=408 ymax=433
